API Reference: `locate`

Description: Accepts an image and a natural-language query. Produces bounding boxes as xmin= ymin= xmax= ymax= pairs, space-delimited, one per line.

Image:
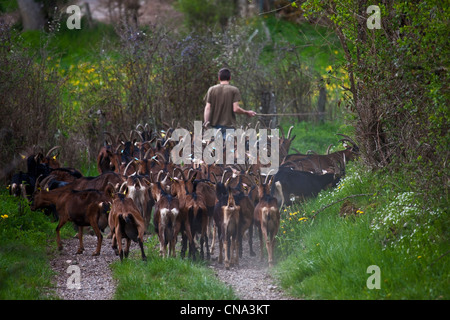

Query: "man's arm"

xmin=204 ymin=102 xmax=211 ymax=124
xmin=233 ymin=102 xmax=257 ymax=117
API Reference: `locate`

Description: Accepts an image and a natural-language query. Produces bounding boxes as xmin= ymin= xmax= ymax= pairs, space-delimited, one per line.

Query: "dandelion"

xmin=298 ymin=217 xmax=308 ymax=222
xmin=326 ymin=65 xmax=333 ymax=73
xmin=417 ymin=256 xmax=422 ymax=259
xmin=1 ymin=214 xmax=8 ymax=219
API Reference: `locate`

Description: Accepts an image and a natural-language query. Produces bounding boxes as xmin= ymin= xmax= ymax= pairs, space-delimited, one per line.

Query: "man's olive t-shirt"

xmin=205 ymin=84 xmax=242 ymax=127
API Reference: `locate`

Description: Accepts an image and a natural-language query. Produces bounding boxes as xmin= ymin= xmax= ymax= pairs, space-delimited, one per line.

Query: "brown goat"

xmin=31 ymin=187 xmax=111 ymax=255
xmin=253 ymin=176 xmax=280 ymax=267
xmin=222 ymin=188 xmax=240 ymax=269
xmin=183 ymin=181 xmax=210 ymax=260
xmin=152 ymin=182 xmax=193 ymax=258
xmin=109 ymin=193 xmax=146 ymax=261
xmin=119 ymin=175 xmax=153 ymax=231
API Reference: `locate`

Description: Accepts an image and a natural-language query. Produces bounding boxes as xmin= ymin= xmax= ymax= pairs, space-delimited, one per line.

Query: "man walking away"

xmin=204 ymin=68 xmax=256 ymax=138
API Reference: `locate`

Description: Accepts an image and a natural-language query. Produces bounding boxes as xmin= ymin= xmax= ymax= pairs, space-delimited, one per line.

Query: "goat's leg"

xmin=258 ymin=224 xmax=264 ymax=261
xmin=217 ymin=226 xmax=223 ymax=264
xmin=124 ymin=238 xmax=131 ymax=258
xmin=55 ymin=217 xmax=67 ymax=251
xmin=224 ymin=234 xmax=230 ymax=270
xmin=184 ymin=221 xmax=196 ymax=261
xmin=170 ymin=222 xmax=180 ymax=258
xmin=248 ymin=221 xmax=256 ymax=257
xmin=262 ymin=227 xmax=272 ymax=266
xmin=76 ymin=226 xmax=84 ymax=254
xmin=111 ymin=232 xmax=119 ymax=255
xmin=210 ymin=221 xmax=216 ymax=256
xmin=91 ymin=222 xmax=103 ymax=256
xmin=180 ymin=232 xmax=187 ymax=259
xmin=158 ymin=227 xmax=166 ymax=257
xmin=116 ymin=232 xmax=124 ymax=261
xmin=138 ymin=238 xmax=147 ymax=261
xmin=233 ymin=236 xmax=239 ymax=266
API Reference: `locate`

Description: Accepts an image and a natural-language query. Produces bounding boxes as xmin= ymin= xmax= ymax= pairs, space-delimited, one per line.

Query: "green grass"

xmin=274 ymin=163 xmax=449 ymax=299
xmin=0 ymin=192 xmax=56 ymax=299
xmin=281 ymin=120 xmax=353 ymax=154
xmin=111 ymin=238 xmax=237 ymax=300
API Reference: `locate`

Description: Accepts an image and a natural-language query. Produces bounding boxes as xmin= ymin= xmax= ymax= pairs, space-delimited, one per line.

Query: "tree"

xmin=299 ymin=0 xmax=449 ymax=176
xmin=17 ymin=0 xmax=45 ymax=30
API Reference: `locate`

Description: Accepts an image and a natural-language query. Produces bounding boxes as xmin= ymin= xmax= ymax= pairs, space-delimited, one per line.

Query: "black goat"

xmin=270 ymin=167 xmax=340 ymax=207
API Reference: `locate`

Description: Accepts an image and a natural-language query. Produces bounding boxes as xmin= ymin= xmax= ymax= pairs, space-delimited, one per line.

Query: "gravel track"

xmin=49 ymin=231 xmax=295 ymax=300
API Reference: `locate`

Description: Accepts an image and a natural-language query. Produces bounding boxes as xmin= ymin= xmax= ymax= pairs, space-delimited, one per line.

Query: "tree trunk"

xmin=17 ymin=0 xmax=45 ymax=30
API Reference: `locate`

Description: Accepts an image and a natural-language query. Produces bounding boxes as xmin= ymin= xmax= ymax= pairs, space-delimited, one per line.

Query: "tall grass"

xmin=0 ymin=192 xmax=58 ymax=299
xmin=274 ymin=163 xmax=449 ymax=299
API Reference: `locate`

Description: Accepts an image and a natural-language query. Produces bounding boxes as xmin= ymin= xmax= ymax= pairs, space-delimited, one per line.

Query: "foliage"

xmin=0 ymin=191 xmax=59 ymax=299
xmin=0 ymin=23 xmax=64 ymax=179
xmin=299 ymin=0 xmax=449 ymax=196
xmin=275 ymin=163 xmax=449 ymax=299
xmin=176 ymin=0 xmax=236 ymax=31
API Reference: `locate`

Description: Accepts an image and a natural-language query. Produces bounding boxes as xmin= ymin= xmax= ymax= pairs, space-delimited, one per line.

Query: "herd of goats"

xmin=7 ymin=123 xmax=359 ymax=268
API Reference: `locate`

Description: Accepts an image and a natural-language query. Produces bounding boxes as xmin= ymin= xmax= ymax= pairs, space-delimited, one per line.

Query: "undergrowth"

xmin=274 ymin=162 xmax=449 ymax=299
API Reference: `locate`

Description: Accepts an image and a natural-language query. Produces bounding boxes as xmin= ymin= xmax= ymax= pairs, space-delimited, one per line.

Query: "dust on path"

xmin=208 ymin=233 xmax=296 ymax=300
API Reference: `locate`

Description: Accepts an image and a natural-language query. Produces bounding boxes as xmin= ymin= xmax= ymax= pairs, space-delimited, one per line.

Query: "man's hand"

xmin=247 ymin=110 xmax=257 ymax=117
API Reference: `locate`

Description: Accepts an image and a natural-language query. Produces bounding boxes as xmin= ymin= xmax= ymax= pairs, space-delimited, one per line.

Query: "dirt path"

xmin=49 ymin=231 xmax=294 ymax=300
xmin=208 ymin=233 xmax=295 ymax=300
xmin=49 ymin=234 xmax=118 ymax=300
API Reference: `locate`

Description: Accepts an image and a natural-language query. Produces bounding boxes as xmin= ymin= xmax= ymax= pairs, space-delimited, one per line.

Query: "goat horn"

xmin=211 ymin=171 xmax=218 ymax=184
xmin=107 ymin=181 xmax=118 ymax=192
xmin=156 ymin=170 xmax=164 ymax=182
xmin=326 ymin=144 xmax=334 ymax=154
xmin=143 ymin=147 xmax=153 ymax=159
xmin=34 ymin=174 xmax=44 ymax=192
xmin=336 ymin=134 xmax=357 ymax=147
xmin=118 ymin=181 xmax=127 ymax=194
xmin=174 ymin=167 xmax=187 ymax=181
xmin=224 ymin=176 xmax=232 ymax=188
xmin=287 ymin=126 xmax=294 ymax=139
xmin=45 ymin=146 xmax=60 ymax=158
xmin=103 ymin=131 xmax=115 ymax=146
xmin=123 ymin=160 xmax=135 ymax=176
xmin=132 ymin=129 xmax=144 ymax=141
xmin=155 ymin=152 xmax=167 ymax=164
xmin=264 ymin=169 xmax=276 ymax=185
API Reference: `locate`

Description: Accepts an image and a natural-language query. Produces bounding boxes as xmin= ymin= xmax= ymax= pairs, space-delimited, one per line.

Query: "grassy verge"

xmin=274 ymin=163 xmax=449 ymax=299
xmin=0 ymin=192 xmax=65 ymax=299
xmin=111 ymin=238 xmax=237 ymax=300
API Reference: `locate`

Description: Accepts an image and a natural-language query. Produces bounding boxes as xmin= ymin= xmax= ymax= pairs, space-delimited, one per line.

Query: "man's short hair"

xmin=218 ymin=68 xmax=231 ymax=81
